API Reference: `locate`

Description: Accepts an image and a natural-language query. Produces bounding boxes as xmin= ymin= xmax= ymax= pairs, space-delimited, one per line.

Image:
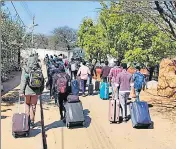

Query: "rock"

xmin=157 ymin=58 xmax=176 ymax=99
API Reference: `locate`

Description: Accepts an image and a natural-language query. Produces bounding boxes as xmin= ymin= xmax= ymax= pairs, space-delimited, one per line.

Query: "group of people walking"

xmin=100 ymin=60 xmax=146 ymax=122
xmin=18 ymin=52 xmax=146 ymax=130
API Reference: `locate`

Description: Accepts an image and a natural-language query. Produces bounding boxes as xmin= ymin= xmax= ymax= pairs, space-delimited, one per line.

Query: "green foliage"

xmin=77 ymin=1 xmax=176 ymax=66
xmin=1 ymin=5 xmax=28 ymax=81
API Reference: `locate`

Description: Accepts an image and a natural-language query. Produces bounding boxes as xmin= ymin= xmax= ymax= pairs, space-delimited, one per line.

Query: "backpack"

xmin=28 ymin=66 xmax=43 ymax=88
xmin=134 ymin=72 xmax=145 ymax=90
xmin=56 ymin=73 xmax=68 ymax=93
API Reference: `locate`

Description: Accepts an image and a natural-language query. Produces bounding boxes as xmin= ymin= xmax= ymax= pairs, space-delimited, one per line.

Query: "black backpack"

xmin=28 ymin=64 xmax=44 ymax=88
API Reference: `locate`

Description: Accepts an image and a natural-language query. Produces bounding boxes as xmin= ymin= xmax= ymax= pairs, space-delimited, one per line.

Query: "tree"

xmin=1 ymin=3 xmax=28 ymax=80
xmin=154 ymin=1 xmax=176 ymax=39
xmin=77 ymin=1 xmax=176 ymax=80
xmin=77 ymin=17 xmax=106 ymax=62
xmin=34 ymin=34 xmax=49 ymax=49
xmin=52 ymin=26 xmax=77 ymax=51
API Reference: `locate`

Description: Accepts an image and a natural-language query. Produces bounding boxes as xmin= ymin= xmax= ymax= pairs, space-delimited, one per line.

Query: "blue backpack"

xmin=133 ymin=72 xmax=144 ymax=90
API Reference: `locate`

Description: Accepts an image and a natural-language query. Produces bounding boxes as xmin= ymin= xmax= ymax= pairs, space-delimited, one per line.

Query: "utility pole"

xmin=31 ymin=15 xmax=38 ymax=53
xmin=32 ymin=15 xmax=35 ymax=48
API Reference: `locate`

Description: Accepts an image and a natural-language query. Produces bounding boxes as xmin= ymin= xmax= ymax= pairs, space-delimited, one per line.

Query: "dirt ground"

xmin=2 ymin=65 xmax=176 ymax=149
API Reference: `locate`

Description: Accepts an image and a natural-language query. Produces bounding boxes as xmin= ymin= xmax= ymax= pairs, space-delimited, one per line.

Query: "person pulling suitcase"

xmin=77 ymin=61 xmax=91 ymax=97
xmin=19 ymin=54 xmax=44 ymax=128
xmin=116 ymin=63 xmax=132 ymax=123
xmin=51 ymin=65 xmax=70 ymax=120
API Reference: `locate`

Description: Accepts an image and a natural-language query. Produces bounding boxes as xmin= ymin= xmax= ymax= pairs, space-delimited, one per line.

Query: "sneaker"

xmin=123 ymin=118 xmax=128 ymax=123
xmin=82 ymin=94 xmax=86 ymax=97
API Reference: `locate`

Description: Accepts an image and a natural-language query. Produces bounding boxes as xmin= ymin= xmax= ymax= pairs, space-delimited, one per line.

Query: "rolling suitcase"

xmin=65 ymin=101 xmax=85 ymax=128
xmin=12 ymin=96 xmax=30 ymax=138
xmin=109 ymin=98 xmax=120 ymax=123
xmin=67 ymin=95 xmax=80 ymax=103
xmin=88 ymin=84 xmax=94 ymax=95
xmin=130 ymin=101 xmax=152 ymax=128
xmin=95 ymin=81 xmax=100 ymax=91
xmin=71 ymin=79 xmax=79 ymax=95
xmin=100 ymin=82 xmax=109 ymax=100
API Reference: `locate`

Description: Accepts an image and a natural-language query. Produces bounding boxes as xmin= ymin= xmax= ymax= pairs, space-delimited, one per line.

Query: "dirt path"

xmin=2 ymin=65 xmax=176 ymax=149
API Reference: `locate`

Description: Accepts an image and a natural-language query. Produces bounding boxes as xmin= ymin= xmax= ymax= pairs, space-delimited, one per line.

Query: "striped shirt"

xmin=109 ymin=66 xmax=123 ymax=84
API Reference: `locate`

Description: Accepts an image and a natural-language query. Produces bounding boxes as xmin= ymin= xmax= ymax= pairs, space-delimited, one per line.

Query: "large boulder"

xmin=157 ymin=58 xmax=176 ymax=99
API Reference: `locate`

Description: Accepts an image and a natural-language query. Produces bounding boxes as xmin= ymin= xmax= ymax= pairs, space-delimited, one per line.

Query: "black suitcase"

xmin=12 ymin=96 xmax=30 ymax=138
xmin=95 ymin=81 xmax=100 ymax=91
xmin=65 ymin=101 xmax=85 ymax=128
xmin=88 ymin=84 xmax=94 ymax=95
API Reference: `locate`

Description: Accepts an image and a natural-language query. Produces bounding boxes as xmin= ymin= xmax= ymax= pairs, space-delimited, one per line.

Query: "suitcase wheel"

xmin=12 ymin=132 xmax=17 ymax=138
xmin=26 ymin=132 xmax=29 ymax=137
xmin=82 ymin=122 xmax=85 ymax=127
xmin=66 ymin=123 xmax=70 ymax=128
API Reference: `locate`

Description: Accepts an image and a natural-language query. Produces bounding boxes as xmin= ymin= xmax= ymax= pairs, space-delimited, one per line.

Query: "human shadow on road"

xmin=44 ymin=120 xmax=66 ymax=132
xmin=29 ymin=128 xmax=41 ymax=137
xmin=44 ymin=109 xmax=92 ymax=131
xmin=2 ymin=89 xmax=23 ymax=106
xmin=1 ymin=108 xmax=12 ymax=112
xmin=1 ymin=116 xmax=9 ymax=119
xmin=83 ymin=109 xmax=91 ymax=128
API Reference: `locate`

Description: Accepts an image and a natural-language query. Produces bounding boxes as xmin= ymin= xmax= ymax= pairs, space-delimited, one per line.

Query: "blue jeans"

xmin=119 ymin=92 xmax=130 ymax=119
xmin=112 ymin=84 xmax=119 ymax=100
xmin=135 ymin=89 xmax=141 ymax=102
xmin=81 ymin=79 xmax=87 ymax=94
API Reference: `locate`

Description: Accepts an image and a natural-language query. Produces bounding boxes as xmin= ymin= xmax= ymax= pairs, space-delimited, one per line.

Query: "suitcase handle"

xmin=17 ymin=95 xmax=26 ymax=114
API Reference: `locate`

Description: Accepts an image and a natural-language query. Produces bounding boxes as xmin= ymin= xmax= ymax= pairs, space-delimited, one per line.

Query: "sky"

xmin=5 ymin=1 xmax=101 ymax=35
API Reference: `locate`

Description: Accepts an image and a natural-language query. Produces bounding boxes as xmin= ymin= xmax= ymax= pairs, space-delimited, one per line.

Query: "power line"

xmin=20 ymin=1 xmax=33 ymax=20
xmin=10 ymin=1 xmax=26 ymax=27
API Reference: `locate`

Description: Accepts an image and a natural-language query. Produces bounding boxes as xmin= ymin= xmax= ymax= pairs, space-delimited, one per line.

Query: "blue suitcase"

xmin=130 ymin=101 xmax=152 ymax=128
xmin=100 ymin=82 xmax=109 ymax=100
xmin=71 ymin=79 xmax=79 ymax=95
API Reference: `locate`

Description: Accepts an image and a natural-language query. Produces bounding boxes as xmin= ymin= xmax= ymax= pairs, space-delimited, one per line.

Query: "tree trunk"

xmin=149 ymin=66 xmax=155 ymax=81
xmin=18 ymin=48 xmax=20 ymax=65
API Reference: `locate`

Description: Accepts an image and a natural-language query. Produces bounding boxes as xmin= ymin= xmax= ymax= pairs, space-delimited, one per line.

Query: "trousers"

xmin=119 ymin=92 xmax=130 ymax=119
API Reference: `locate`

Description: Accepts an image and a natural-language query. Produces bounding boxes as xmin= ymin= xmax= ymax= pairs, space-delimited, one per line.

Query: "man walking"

xmin=109 ymin=60 xmax=122 ymax=99
xmin=51 ymin=65 xmax=70 ymax=120
xmin=101 ymin=61 xmax=111 ymax=82
xmin=88 ymin=60 xmax=97 ymax=84
xmin=77 ymin=61 xmax=90 ymax=97
xmin=132 ymin=66 xmax=145 ymax=101
xmin=117 ymin=63 xmax=132 ymax=123
xmin=20 ymin=54 xmax=44 ymax=128
xmin=70 ymin=58 xmax=77 ymax=79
